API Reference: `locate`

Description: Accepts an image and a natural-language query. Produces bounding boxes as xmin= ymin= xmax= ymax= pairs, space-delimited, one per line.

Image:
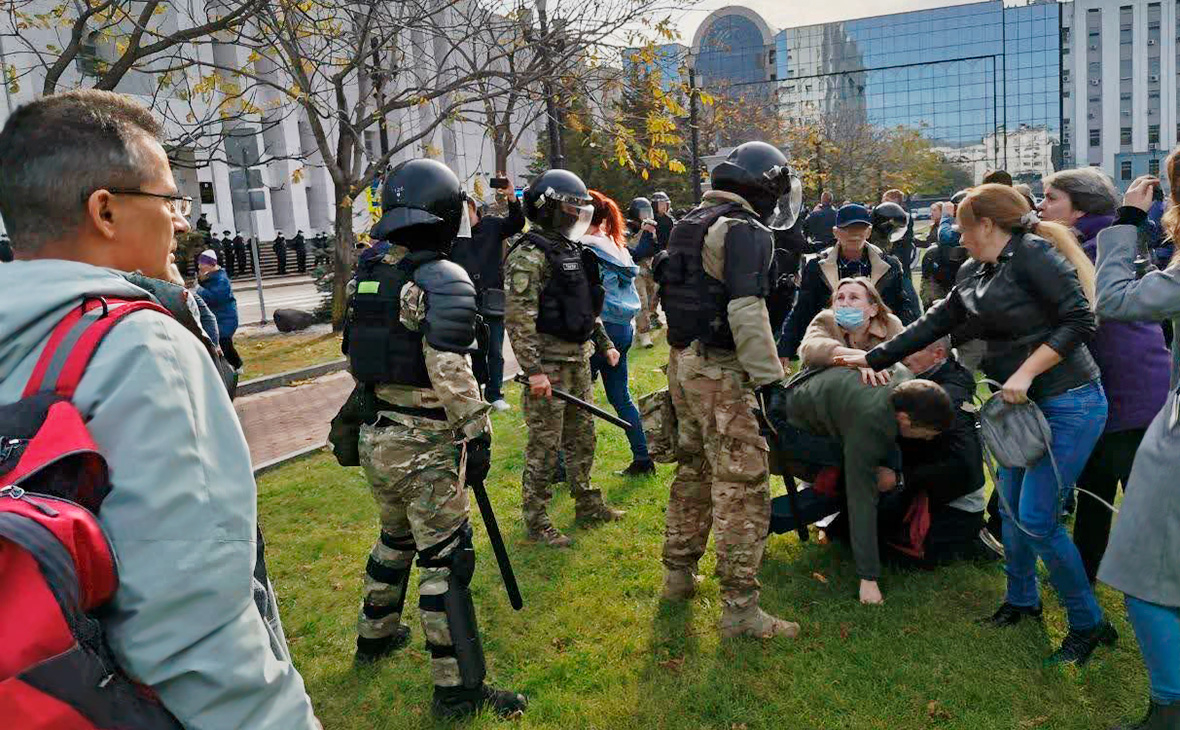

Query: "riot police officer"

xmin=504 ymin=169 xmax=624 ymax=547
xmin=344 ymin=158 xmax=526 ymax=720
xmin=657 ymin=141 xmax=801 ymax=639
xmin=627 ymin=196 xmax=660 ymax=347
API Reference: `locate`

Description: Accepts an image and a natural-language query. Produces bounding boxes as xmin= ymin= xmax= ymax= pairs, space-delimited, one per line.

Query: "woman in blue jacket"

xmin=196 ymin=249 xmax=242 ymax=369
xmin=584 ymin=191 xmax=653 ymax=476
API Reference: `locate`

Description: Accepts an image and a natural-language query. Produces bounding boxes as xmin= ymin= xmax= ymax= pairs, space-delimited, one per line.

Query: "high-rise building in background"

xmin=680 ymin=0 xmax=1176 ymax=192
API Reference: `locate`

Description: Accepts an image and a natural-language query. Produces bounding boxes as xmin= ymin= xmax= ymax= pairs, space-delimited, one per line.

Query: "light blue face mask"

xmin=834 ymin=306 xmax=867 ymax=331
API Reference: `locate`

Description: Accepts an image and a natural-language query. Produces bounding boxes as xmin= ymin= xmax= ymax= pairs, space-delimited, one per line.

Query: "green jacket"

xmin=783 ymin=365 xmax=911 ymax=580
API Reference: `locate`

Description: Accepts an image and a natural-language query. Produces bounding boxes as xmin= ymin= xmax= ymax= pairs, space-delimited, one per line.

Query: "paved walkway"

xmin=236 ymin=341 xmax=521 ymax=466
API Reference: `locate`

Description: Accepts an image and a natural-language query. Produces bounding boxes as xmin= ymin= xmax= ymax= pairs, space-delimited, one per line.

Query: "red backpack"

xmin=0 ymin=297 xmax=183 ymax=729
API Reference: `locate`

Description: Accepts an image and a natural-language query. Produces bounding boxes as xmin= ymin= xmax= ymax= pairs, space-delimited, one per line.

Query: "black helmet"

xmin=950 ymin=189 xmax=969 ymax=205
xmin=523 ymin=169 xmax=594 ymax=240
xmin=710 ymin=141 xmax=801 ymax=229
xmin=651 ymin=191 xmax=671 ymax=208
xmin=871 ymin=202 xmax=909 ymax=243
xmin=627 ymin=197 xmax=654 ymax=224
xmin=371 ymin=158 xmax=466 ymax=250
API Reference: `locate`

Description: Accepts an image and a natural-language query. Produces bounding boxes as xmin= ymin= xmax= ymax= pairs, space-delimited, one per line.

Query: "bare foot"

xmin=859 ymin=579 xmax=884 ymax=605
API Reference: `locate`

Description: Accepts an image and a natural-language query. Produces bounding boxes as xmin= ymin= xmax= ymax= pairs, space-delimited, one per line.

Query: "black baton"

xmin=467 ymin=470 xmax=524 ymax=610
xmin=513 ymin=374 xmax=632 ymax=430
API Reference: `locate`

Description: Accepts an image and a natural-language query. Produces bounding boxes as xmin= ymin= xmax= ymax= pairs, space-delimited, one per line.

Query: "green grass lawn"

xmin=236 ymin=330 xmax=343 ymax=381
xmin=258 ymin=333 xmax=1147 ymax=729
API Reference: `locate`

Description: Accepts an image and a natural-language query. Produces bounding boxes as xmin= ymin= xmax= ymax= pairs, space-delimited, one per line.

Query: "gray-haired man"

xmin=0 ymin=90 xmax=319 ymax=728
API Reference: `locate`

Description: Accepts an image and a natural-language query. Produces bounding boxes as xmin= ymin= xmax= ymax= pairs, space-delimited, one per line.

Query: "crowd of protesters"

xmin=1 ymin=87 xmax=1178 ymax=730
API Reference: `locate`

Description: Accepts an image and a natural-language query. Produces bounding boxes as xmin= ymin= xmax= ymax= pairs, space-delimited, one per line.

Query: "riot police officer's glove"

xmin=465 ymin=433 xmax=492 ymax=486
xmin=755 ymin=381 xmax=792 ymax=439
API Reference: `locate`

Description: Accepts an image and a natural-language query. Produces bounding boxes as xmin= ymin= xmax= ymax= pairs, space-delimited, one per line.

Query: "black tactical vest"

xmin=513 ymin=232 xmax=604 ymax=344
xmin=660 ymin=202 xmax=750 ymax=350
xmin=345 ymin=250 xmax=441 ymax=388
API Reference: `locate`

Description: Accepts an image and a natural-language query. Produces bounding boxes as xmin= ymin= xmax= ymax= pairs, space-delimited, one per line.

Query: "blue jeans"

xmin=1126 ymin=595 xmax=1180 ymax=704
xmin=998 ymin=381 xmax=1107 ymax=631
xmin=485 ymin=318 xmax=506 ymax=402
xmin=590 ymin=321 xmax=650 ymax=461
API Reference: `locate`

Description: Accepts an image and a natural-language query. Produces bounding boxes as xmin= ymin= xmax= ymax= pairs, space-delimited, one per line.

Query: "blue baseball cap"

xmin=835 ymin=204 xmax=872 ymax=228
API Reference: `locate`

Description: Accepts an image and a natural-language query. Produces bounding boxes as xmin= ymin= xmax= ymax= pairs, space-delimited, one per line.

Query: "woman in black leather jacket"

xmin=838 ymin=183 xmax=1117 ymax=666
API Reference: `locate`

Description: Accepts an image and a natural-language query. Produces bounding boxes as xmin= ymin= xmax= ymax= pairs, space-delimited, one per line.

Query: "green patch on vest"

xmin=357 ymin=280 xmax=380 ymax=295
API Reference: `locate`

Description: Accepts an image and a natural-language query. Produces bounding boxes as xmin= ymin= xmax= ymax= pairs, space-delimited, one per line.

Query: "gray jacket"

xmin=0 ymin=261 xmax=318 ymax=729
xmin=1094 ymin=223 xmax=1180 ymax=607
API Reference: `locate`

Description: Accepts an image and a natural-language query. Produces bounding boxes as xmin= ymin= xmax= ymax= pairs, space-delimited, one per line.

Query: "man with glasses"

xmin=0 ymin=90 xmax=320 ymax=728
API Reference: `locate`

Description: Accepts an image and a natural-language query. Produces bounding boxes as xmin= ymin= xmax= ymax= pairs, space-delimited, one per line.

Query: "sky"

xmin=670 ymin=0 xmax=997 ymax=44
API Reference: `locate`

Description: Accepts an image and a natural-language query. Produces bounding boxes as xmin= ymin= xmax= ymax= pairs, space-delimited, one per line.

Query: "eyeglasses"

xmin=107 ymin=189 xmax=193 ymax=218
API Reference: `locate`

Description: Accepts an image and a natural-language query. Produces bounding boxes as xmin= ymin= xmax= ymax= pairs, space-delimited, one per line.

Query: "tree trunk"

xmin=330 ymin=193 xmax=358 ymax=331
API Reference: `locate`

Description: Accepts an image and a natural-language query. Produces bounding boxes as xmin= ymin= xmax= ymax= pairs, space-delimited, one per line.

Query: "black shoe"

xmin=618 ymin=459 xmax=656 ymax=476
xmin=354 ymin=625 xmax=411 ymax=665
xmin=432 ymin=683 xmax=528 ymax=720
xmin=1047 ymin=620 xmax=1118 ymax=666
xmin=978 ymin=602 xmax=1043 ymax=628
xmin=1111 ymin=701 xmax=1180 ymax=730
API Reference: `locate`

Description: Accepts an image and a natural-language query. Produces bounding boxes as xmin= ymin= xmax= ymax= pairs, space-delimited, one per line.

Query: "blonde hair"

xmin=830 ymin=276 xmax=894 ymax=328
xmin=957 ymin=183 xmax=1096 ymax=304
xmin=1163 ymin=146 xmax=1180 ymax=269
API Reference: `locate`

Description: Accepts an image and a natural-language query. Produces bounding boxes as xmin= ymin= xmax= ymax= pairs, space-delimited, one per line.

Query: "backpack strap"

xmin=23 ymin=297 xmax=172 ymax=399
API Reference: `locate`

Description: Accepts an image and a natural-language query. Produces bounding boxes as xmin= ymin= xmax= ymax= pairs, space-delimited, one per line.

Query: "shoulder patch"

xmin=510 ymin=270 xmax=531 ymax=294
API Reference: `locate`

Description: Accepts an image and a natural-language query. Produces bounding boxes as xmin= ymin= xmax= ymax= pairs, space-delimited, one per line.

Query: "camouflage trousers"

xmin=358 ymin=413 xmax=469 ymax=688
xmin=661 ymin=346 xmax=772 ymax=610
xmin=520 ymin=358 xmax=601 ymax=530
xmin=634 ymin=260 xmax=659 ymax=334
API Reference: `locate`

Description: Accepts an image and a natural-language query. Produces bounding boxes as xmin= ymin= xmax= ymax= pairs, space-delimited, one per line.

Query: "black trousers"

xmin=220 ymin=337 xmax=243 ymax=370
xmin=1073 ymin=427 xmax=1145 ymax=583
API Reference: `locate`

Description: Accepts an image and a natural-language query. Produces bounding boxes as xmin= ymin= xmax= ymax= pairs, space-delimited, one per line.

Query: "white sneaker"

xmin=491 ymin=399 xmax=511 ymax=412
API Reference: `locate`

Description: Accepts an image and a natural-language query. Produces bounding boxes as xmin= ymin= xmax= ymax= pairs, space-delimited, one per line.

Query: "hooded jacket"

xmin=0 ymin=260 xmax=317 ymax=729
xmin=583 ymin=233 xmax=641 ymax=325
xmin=196 ymin=267 xmax=239 ymax=340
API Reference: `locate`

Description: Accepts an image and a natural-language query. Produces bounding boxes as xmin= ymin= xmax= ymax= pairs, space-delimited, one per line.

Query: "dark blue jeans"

xmin=998 ymin=381 xmax=1107 ymax=631
xmin=590 ymin=321 xmax=649 ymax=461
xmin=485 ymin=318 xmax=506 ymax=402
xmin=1126 ymin=595 xmax=1180 ymax=704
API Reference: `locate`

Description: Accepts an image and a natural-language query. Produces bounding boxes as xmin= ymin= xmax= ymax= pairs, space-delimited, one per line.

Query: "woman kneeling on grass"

xmin=837 ymin=183 xmax=1115 ymax=667
xmin=798 ymin=276 xmax=904 ymax=385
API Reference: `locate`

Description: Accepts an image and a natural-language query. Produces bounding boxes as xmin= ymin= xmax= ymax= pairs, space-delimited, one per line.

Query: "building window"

xmin=1121 ymin=127 xmax=1132 ymax=145
xmin=1121 ymin=161 xmax=1133 ymax=180
xmin=1150 ymin=124 xmax=1160 ymax=144
xmin=1150 ymin=159 xmax=1161 ymax=175
xmin=199 ymin=182 xmax=215 ymax=206
xmin=1091 ymin=129 xmax=1101 ymax=147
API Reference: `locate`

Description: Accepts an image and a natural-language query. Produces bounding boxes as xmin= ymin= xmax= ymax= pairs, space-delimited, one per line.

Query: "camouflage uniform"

xmin=658 ymin=191 xmax=797 ymax=638
xmin=504 ymin=235 xmax=621 ymax=542
xmin=354 ymin=246 xmax=491 ymax=688
xmin=634 ymin=257 xmax=658 ymax=335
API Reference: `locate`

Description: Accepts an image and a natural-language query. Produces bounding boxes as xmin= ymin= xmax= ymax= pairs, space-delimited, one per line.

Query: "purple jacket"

xmin=1077 ymin=214 xmax=1172 ymax=432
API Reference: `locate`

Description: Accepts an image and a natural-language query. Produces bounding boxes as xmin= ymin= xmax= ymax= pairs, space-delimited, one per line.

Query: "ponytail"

xmin=960 ymin=183 xmax=1096 ymax=306
xmin=1032 ymin=220 xmax=1096 ymax=306
xmin=588 ymin=190 xmax=627 ymax=248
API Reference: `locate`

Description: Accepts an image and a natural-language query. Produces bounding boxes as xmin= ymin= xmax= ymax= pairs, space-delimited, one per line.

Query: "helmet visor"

xmin=557 ymin=201 xmax=594 ymax=240
xmin=887 ymin=214 xmax=910 ymax=243
xmin=766 ymin=174 xmax=803 ymax=231
xmin=630 ymin=199 xmax=654 ymax=223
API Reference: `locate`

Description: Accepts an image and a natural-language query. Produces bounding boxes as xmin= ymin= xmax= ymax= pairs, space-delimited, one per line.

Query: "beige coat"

xmin=799 ymin=308 xmax=905 ymax=368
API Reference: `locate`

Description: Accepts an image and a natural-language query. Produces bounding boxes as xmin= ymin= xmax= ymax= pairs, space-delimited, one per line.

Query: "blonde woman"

xmin=799 ymin=277 xmax=903 ymax=386
xmin=839 ymin=183 xmax=1114 ymax=667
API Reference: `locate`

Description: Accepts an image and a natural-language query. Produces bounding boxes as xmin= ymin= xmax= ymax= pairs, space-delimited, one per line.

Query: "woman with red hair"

xmin=583 ymin=190 xmax=654 ymax=475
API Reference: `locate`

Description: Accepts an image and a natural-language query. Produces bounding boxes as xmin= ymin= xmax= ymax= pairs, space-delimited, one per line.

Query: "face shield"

xmin=457 ymin=196 xmax=474 ymax=240
xmin=885 ymin=216 xmax=910 ymax=243
xmin=558 ymin=200 xmax=594 ymax=241
xmin=766 ymin=172 xmax=803 ymax=231
xmin=629 ymin=199 xmax=654 ymax=224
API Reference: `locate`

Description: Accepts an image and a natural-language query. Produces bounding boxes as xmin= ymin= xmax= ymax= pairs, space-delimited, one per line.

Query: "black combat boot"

xmin=432 ymin=684 xmax=528 ymax=720
xmin=354 ymin=624 xmax=411 ymax=665
xmin=1046 ymin=620 xmax=1118 ymax=666
xmin=978 ymin=602 xmax=1043 ymax=628
xmin=1111 ymin=701 xmax=1180 ymax=730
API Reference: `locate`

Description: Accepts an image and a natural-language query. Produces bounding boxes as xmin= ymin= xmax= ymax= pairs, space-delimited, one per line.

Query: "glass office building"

xmin=690 ymin=0 xmax=1064 ymax=187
